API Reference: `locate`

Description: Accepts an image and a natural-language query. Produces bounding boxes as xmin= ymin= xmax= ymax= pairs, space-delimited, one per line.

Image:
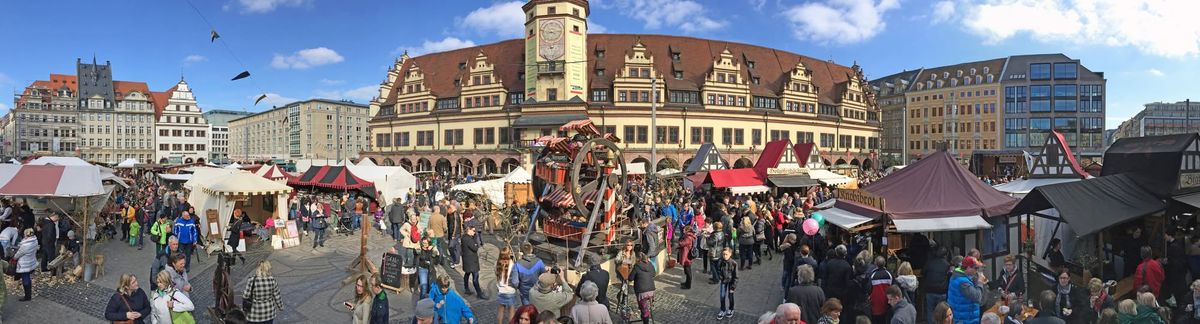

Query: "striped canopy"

xmin=0 ymin=164 xmax=105 ymax=197
xmin=290 ymin=166 xmax=377 ymax=198
xmin=254 ymin=164 xmax=294 ymax=182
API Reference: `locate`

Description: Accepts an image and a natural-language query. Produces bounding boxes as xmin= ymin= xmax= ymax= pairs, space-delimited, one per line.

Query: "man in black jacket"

xmin=38 ymin=213 xmax=61 ymax=272
xmin=386 ymin=198 xmax=406 ymax=242
xmin=576 ymin=254 xmax=610 ymax=308
xmin=1165 ymin=228 xmax=1188 ymax=304
xmin=820 ymin=245 xmax=855 ymax=322
xmin=923 ymin=247 xmax=952 ymax=324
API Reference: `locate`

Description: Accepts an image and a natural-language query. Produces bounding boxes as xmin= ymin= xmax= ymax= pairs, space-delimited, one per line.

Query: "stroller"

xmin=332 ymin=211 xmax=354 ymax=236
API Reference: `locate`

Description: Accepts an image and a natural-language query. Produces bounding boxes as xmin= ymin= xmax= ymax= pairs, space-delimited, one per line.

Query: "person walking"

xmin=461 ymin=222 xmax=486 ymax=299
xmin=708 ymin=222 xmax=727 ymax=284
xmin=149 ymin=215 xmax=171 ymax=259
xmin=716 ymin=247 xmax=738 ymax=320
xmin=786 ymin=264 xmax=825 ymax=324
xmin=417 ymin=238 xmax=439 ymax=297
xmin=368 ymin=274 xmax=389 ymax=324
xmin=632 ymin=251 xmax=656 ymax=323
xmin=1133 ymin=246 xmax=1165 ymax=298
xmin=387 ymin=199 xmax=406 ymax=241
xmin=150 ymin=269 xmax=195 ymax=324
xmin=105 ymin=273 xmax=152 ymax=324
xmin=348 ymin=274 xmax=373 ymax=324
xmin=431 ymin=275 xmax=477 ymax=324
xmin=172 ymin=211 xmax=199 ymax=272
xmin=511 ymin=242 xmax=546 ymax=305
xmin=37 ymin=213 xmax=60 ymax=272
xmin=243 ymin=261 xmax=283 ymax=324
xmin=165 ymin=253 xmax=192 ymax=296
xmin=13 ymin=228 xmax=38 ymax=301
xmin=311 ymin=209 xmax=328 ymax=249
xmin=571 ymin=281 xmax=612 ymax=324
xmin=495 ymin=246 xmax=518 ymax=324
xmin=821 ymin=245 xmax=855 ymax=323
xmin=817 ymin=298 xmax=844 ymax=324
xmin=895 ymin=261 xmax=919 ymax=307
xmin=678 ymin=226 xmax=696 ymax=289
xmin=867 ymin=256 xmax=896 ymax=323
xmin=888 ymin=285 xmax=916 ymax=324
xmin=576 ymin=254 xmax=610 ymax=309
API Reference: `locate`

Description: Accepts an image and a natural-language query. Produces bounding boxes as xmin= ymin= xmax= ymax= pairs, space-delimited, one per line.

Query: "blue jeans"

xmin=312 ymin=228 xmax=326 ymax=248
xmin=719 ymin=282 xmax=734 ymax=312
xmin=350 ymin=213 xmax=361 ymax=230
xmin=180 ymin=243 xmax=194 ymax=272
xmin=447 ymin=236 xmax=460 ymax=265
xmin=926 ymin=293 xmax=947 ymax=324
xmin=464 ymin=271 xmax=483 ymax=295
xmin=390 ymin=222 xmax=402 ymax=241
xmin=710 ymin=259 xmax=721 ymax=282
xmin=781 ymin=269 xmax=795 ymax=294
xmin=418 ymin=267 xmax=430 ymax=297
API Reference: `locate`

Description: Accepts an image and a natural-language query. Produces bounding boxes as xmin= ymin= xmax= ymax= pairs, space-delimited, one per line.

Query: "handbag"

xmin=113 ymin=295 xmax=134 ymax=324
xmin=242 ymin=277 xmax=255 ymax=311
xmin=169 ymin=289 xmax=196 ymax=324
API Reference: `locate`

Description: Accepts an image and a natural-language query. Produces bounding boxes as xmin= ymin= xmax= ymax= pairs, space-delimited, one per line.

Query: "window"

xmin=1054 ymin=100 xmax=1076 ymax=112
xmin=595 ymin=69 xmax=605 ymax=77
xmin=547 ymin=6 xmax=555 ymax=14
xmin=444 ymin=129 xmax=463 ymax=146
xmin=752 ymin=129 xmax=762 ymax=145
xmin=734 ymin=129 xmax=744 ymax=145
xmin=618 ymin=91 xmax=628 ymax=102
xmin=752 ymin=96 xmax=778 ymax=109
xmin=639 ymin=91 xmax=649 ymax=103
xmin=1053 ymin=118 xmax=1077 ymax=131
xmin=509 ymin=92 xmax=524 ymax=104
xmin=1053 ymin=85 xmax=1076 ymax=98
xmin=1029 ymin=63 xmax=1051 ymax=80
xmin=1081 ymin=117 xmax=1104 ymax=131
xmin=591 ymin=89 xmax=609 ymax=102
xmin=820 ymin=133 xmax=834 ymax=148
xmin=838 ymin=135 xmax=851 ymax=149
xmin=673 ymin=71 xmax=683 ymax=80
xmin=436 ymin=98 xmax=460 ymax=110
xmin=399 ymin=132 xmax=410 ymax=146
xmin=625 ymin=126 xmax=636 ymax=144
xmin=854 ymin=136 xmax=865 ymax=149
xmin=636 ymin=126 xmax=648 ymax=143
xmin=691 ymin=127 xmax=713 ymax=144
xmin=1053 ymin=62 xmax=1078 ymax=79
xmin=547 ymin=88 xmax=558 ymax=101
xmin=721 ymin=128 xmax=732 ymax=145
xmin=668 ymin=90 xmax=699 ymax=104
xmin=655 ymin=126 xmax=679 ymax=144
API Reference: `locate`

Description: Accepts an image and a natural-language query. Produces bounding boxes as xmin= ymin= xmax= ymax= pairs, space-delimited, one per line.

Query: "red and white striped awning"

xmin=541 ymin=185 xmax=600 ymax=207
xmin=0 ymin=164 xmax=105 ymax=197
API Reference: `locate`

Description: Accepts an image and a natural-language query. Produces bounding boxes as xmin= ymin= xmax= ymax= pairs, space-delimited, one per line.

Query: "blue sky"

xmin=2 ymin=0 xmax=1198 ymax=128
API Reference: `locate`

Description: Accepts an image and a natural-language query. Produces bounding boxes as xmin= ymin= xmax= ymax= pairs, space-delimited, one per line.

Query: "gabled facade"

xmin=1028 ymin=130 xmax=1088 ymax=179
xmin=364 ymin=0 xmax=881 ymax=176
xmin=153 ymin=79 xmax=211 ymax=164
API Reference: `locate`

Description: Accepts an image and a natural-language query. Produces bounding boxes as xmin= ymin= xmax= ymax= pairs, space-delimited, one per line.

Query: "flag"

xmin=231 ymin=71 xmax=250 ymax=81
xmin=210 ymin=30 xmax=220 ymax=42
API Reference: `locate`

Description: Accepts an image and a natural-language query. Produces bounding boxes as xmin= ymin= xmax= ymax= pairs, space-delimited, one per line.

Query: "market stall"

xmin=0 ymin=164 xmax=107 ymax=279
xmin=345 ymin=162 xmax=415 ymax=203
xmin=186 ymin=168 xmax=297 ymax=250
xmin=288 ymin=165 xmax=377 ymax=200
xmin=253 ymin=164 xmax=295 ymax=184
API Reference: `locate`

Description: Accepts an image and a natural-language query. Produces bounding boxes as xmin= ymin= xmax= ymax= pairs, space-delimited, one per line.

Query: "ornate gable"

xmin=1029 ymin=131 xmax=1088 ymax=179
xmin=709 ymin=48 xmax=740 ymax=83
xmin=688 ymin=143 xmax=729 ymax=172
xmin=1181 ymin=137 xmax=1200 ymax=175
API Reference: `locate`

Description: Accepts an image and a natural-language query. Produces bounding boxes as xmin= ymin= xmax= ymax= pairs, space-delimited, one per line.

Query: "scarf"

xmin=1057 ymin=284 xmax=1072 ymax=311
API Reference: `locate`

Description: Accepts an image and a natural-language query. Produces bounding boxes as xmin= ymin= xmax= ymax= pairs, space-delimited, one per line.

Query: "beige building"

xmin=78 ymin=81 xmax=157 ymax=163
xmin=903 ymin=59 xmax=1005 ymax=161
xmin=228 ymin=99 xmax=369 ymax=161
xmin=364 ymin=0 xmax=881 ymax=175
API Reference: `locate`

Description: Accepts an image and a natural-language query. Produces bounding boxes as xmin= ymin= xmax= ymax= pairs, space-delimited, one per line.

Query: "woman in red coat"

xmin=678 ymin=226 xmax=696 ymax=290
xmin=1134 ymin=245 xmax=1165 ymax=298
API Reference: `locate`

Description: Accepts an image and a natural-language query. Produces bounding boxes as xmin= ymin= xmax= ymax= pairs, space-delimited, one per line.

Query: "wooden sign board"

xmin=837 ymin=188 xmax=885 ymax=211
xmin=206 ymin=209 xmax=221 ymax=240
xmin=379 ymin=253 xmax=404 ymax=291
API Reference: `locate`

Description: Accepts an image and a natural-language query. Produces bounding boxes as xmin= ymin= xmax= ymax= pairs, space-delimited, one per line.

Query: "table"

xmin=986 ymin=301 xmax=1039 ymax=321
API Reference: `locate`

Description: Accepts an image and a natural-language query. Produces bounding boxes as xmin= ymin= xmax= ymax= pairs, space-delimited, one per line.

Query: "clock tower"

xmin=523 ymin=0 xmax=589 ymax=103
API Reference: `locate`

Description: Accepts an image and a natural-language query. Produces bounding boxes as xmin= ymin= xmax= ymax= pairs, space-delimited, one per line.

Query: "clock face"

xmin=541 ymin=44 xmax=564 ymax=60
xmin=540 ymin=20 xmax=564 ymax=42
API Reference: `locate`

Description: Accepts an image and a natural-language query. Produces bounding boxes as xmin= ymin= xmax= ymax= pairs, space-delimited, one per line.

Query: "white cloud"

xmin=589 ymin=22 xmax=609 ymax=34
xmin=1147 ymin=68 xmax=1165 ymax=77
xmin=230 ymin=0 xmax=306 ymax=14
xmin=255 ymin=93 xmax=299 ymax=107
xmin=784 ymin=0 xmax=900 ymax=45
xmin=601 ymin=0 xmax=727 ymax=33
xmin=459 ymin=1 xmax=526 ymax=38
xmin=270 ymin=47 xmax=344 ymax=69
xmin=960 ymin=0 xmax=1200 ymax=58
xmin=396 ymin=37 xmax=477 ymax=57
xmin=319 ymin=78 xmax=345 ymax=85
xmin=182 ymin=55 xmax=207 ymax=66
xmin=932 ymin=0 xmax=956 ymax=24
xmin=315 ymin=85 xmax=377 ymax=103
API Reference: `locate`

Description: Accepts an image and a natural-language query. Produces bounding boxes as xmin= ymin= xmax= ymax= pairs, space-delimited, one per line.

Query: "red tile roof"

xmin=150 ymin=86 xmax=175 ymax=120
xmin=113 ymin=81 xmax=151 ymax=98
xmin=383 ymin=34 xmax=863 ymax=106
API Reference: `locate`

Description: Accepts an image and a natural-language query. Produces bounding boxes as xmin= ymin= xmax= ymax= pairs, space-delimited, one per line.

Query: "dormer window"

xmin=595 ymin=50 xmax=605 ymax=58
xmin=671 ymin=53 xmax=680 ymax=61
xmin=956 ymin=70 xmax=963 ymax=77
xmin=717 ymin=73 xmax=726 ymax=83
xmin=573 ymin=25 xmax=579 ymax=33
xmin=573 ymin=8 xmax=579 ymax=17
xmin=673 ymin=71 xmax=683 ymax=79
xmin=747 ymin=61 xmax=755 ymax=69
xmin=453 ymin=79 xmax=461 ymax=87
xmin=458 ymin=63 xmax=466 ymax=70
xmin=595 ymin=69 xmax=605 ymax=77
xmin=752 ymin=77 xmax=760 ymax=85
xmin=943 ymin=72 xmax=950 ymax=79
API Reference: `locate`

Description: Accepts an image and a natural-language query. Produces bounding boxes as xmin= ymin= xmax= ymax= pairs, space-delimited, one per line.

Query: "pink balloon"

xmin=803 ymin=218 xmax=819 ymax=236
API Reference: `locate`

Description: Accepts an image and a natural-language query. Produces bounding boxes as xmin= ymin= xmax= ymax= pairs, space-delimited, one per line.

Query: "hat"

xmin=537 ymin=273 xmax=558 ymax=292
xmin=962 ymin=256 xmax=981 ymax=269
xmin=415 ymin=298 xmax=436 ymax=318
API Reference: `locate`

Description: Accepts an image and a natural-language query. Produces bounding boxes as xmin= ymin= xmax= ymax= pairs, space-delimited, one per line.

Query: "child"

xmin=716 ymin=246 xmax=738 ymax=320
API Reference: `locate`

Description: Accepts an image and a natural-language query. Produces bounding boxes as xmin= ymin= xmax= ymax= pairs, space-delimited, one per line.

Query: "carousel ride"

xmin=527 ymin=120 xmax=634 ymax=267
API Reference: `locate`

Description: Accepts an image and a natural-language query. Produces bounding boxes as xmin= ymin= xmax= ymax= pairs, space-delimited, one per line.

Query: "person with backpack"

xmin=754 ymin=209 xmax=770 ymax=263
xmin=866 ymin=256 xmax=895 ymax=324
xmin=510 ymin=242 xmax=546 ymax=305
xmin=738 ymin=217 xmax=756 ymax=270
xmin=708 ymin=222 xmax=727 ymax=284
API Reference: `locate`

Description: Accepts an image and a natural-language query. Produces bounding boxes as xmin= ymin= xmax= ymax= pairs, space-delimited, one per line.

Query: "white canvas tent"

xmin=295 ymin=159 xmax=345 ymax=173
xmin=116 ymin=158 xmax=139 ymax=169
xmin=185 ymin=168 xmax=293 ymax=249
xmin=345 ymin=163 xmax=417 ymax=203
xmin=806 ymin=169 xmax=853 ymax=185
xmin=451 ymin=167 xmax=532 ymax=206
xmin=357 ymin=158 xmax=377 ymax=167
xmin=27 ymin=156 xmax=128 ymax=188
xmin=224 ymin=162 xmax=243 ymax=170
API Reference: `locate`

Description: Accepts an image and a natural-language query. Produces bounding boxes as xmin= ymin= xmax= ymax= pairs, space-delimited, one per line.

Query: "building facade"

xmin=878 ymin=54 xmax=1106 ymax=163
xmin=1113 ymin=100 xmax=1200 ymax=141
xmin=228 ymin=99 xmax=369 ymax=161
xmin=74 ymin=60 xmax=157 ymax=163
xmin=10 ymin=74 xmax=81 ymax=158
xmin=1000 ymin=54 xmax=1106 ymax=157
xmin=869 ymin=69 xmax=921 ymax=166
xmin=202 ymin=110 xmax=253 ymax=163
xmin=153 ymin=79 xmax=211 ymax=164
xmin=364 ymin=0 xmax=881 ymax=175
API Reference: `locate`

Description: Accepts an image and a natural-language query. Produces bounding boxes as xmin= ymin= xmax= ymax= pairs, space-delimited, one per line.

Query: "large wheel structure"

xmin=569 ymin=138 xmax=628 ymax=217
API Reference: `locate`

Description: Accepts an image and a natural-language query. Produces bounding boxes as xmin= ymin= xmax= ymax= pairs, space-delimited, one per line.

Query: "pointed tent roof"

xmin=357 ymin=158 xmax=377 ymax=167
xmin=794 ymin=142 xmax=825 ymax=169
xmin=754 ymin=140 xmax=797 ymax=174
xmin=685 ymin=143 xmax=728 ymax=173
xmin=861 ymin=150 xmax=1018 ymax=219
xmin=254 ymin=164 xmax=294 ymax=182
xmin=1029 ymin=131 xmax=1088 ymax=179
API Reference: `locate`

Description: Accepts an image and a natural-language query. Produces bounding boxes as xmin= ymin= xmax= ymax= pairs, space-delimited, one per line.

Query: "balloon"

xmin=811 ymin=212 xmax=825 ymax=225
xmin=803 ymin=218 xmax=819 ymax=236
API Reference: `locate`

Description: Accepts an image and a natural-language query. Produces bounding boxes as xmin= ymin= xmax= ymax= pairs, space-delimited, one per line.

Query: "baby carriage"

xmin=332 ymin=211 xmax=354 ymax=236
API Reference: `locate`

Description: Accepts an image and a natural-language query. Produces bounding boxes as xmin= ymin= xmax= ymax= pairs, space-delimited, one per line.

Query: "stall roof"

xmin=686 ymin=143 xmax=729 ymax=173
xmin=729 ymin=185 xmax=770 ymax=196
xmin=892 ymin=215 xmax=992 ymax=233
xmin=820 ymin=206 xmax=875 ymax=230
xmin=1011 ymin=173 xmax=1165 ymax=237
xmin=706 ymin=168 xmax=765 ymax=188
xmin=864 ymin=150 xmax=1018 ymax=219
xmin=768 ymin=175 xmax=820 ymax=188
xmin=993 ymin=178 xmax=1081 ymax=195
xmin=0 ymin=164 xmax=105 ymax=197
xmin=291 ymin=165 xmax=376 ymax=193
xmin=1102 ymin=133 xmax=1199 ymax=197
xmin=807 ymin=169 xmax=853 ymax=185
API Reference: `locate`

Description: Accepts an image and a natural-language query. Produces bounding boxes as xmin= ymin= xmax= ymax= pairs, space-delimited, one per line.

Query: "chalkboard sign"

xmin=380 ymin=253 xmax=404 ymax=291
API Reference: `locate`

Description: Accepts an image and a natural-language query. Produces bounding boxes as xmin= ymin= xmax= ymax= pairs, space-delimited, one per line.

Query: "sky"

xmin=2 ymin=0 xmax=1199 ymax=129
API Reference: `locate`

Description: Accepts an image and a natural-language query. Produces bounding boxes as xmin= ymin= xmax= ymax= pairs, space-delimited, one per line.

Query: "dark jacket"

xmin=717 ymin=258 xmax=738 ymax=287
xmin=387 ymin=203 xmax=405 ymax=224
xmin=577 ymin=266 xmax=611 ymax=308
xmin=923 ymin=256 xmax=952 ymax=295
xmin=369 ymin=290 xmax=389 ymax=324
xmin=786 ymin=283 xmax=825 ymax=324
xmin=890 ymin=299 xmax=917 ymax=324
xmin=678 ymin=231 xmax=695 ymax=266
xmin=820 ymin=258 xmax=855 ymax=300
xmin=460 ymin=233 xmax=481 ymax=272
xmin=105 ymin=288 xmax=152 ymax=324
xmin=1024 ymin=314 xmax=1067 ymax=324
xmin=988 ymin=269 xmax=1025 ymax=297
xmin=632 ymin=261 xmax=657 ymax=294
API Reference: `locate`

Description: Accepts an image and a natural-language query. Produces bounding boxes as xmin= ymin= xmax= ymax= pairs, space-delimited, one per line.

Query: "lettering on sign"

xmin=1180 ymin=172 xmax=1200 ymax=189
xmin=837 ymin=188 xmax=885 ymax=211
xmin=379 ymin=253 xmax=404 ymax=291
xmin=766 ymin=167 xmax=807 ymax=175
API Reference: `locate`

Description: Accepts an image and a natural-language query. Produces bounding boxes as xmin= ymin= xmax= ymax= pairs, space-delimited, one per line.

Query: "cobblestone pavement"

xmin=4 ymin=229 xmax=789 ymax=323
